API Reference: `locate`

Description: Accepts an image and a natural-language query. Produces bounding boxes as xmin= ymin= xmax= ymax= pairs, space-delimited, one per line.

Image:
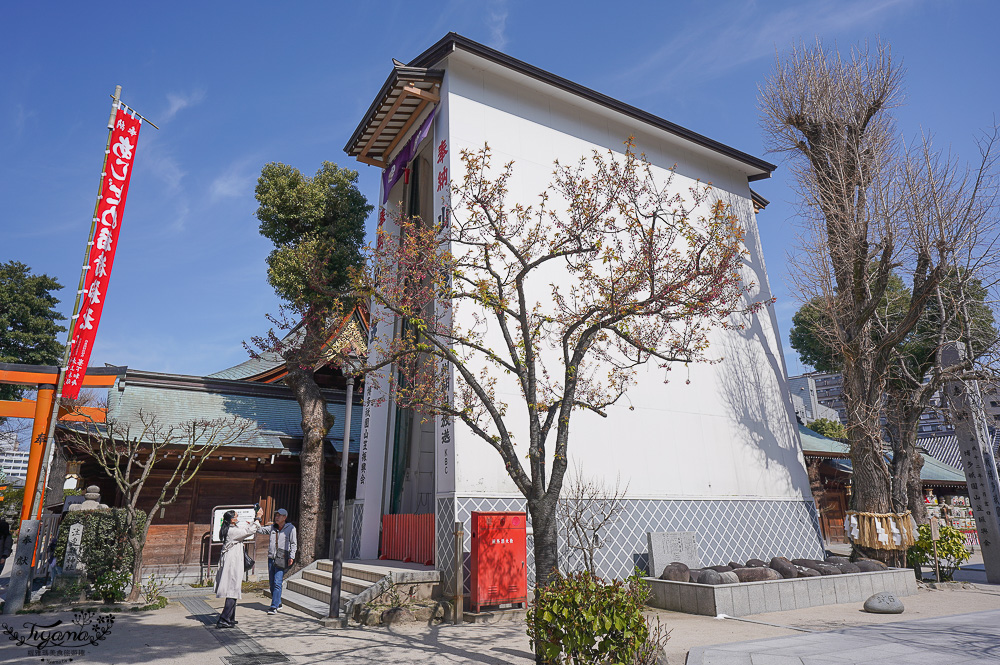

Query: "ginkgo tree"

xmin=359 ymin=140 xmax=771 ymax=587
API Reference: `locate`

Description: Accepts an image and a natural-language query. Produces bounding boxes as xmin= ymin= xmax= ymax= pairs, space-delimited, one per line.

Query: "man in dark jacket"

xmin=254 ymin=508 xmax=297 ymax=615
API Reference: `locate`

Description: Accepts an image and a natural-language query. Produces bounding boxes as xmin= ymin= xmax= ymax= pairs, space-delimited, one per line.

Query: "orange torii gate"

xmin=0 ymin=362 xmax=124 ymax=519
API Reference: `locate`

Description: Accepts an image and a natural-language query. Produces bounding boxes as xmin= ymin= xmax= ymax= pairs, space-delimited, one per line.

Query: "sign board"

xmin=647 ymin=531 xmax=701 ymax=576
xmin=211 ymin=505 xmax=257 ymax=542
xmin=930 ymin=517 xmax=941 ymax=541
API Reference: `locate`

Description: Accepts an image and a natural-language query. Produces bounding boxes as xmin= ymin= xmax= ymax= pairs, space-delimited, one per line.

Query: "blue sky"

xmin=2 ymin=1 xmax=998 ymax=380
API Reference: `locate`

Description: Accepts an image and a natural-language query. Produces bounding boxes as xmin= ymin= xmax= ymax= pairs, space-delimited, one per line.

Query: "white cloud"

xmin=615 ymin=0 xmax=918 ymax=99
xmin=209 ymin=160 xmax=256 ymax=203
xmin=161 ymin=89 xmax=206 ymax=123
xmin=486 ymin=0 xmax=508 ymax=50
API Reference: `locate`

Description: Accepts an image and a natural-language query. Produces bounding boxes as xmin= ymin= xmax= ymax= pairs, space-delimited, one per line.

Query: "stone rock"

xmin=855 ymin=559 xmax=887 ymax=571
xmin=718 ymin=571 xmax=740 ymax=584
xmin=835 ymin=562 xmax=862 ymax=574
xmin=863 ymin=592 xmax=904 ymax=614
xmin=825 ymin=555 xmax=851 ymax=565
xmin=795 ymin=566 xmax=821 ymax=578
xmin=791 ymin=558 xmax=823 ymax=569
xmin=381 ymin=607 xmax=416 ymax=625
xmin=697 ymin=569 xmax=724 ymax=585
xmin=647 ymin=532 xmax=701 ymax=577
xmin=708 ymin=565 xmax=733 ymax=573
xmin=814 ymin=563 xmax=842 ymax=576
xmin=727 ymin=561 xmax=744 ymax=571
xmin=745 ymin=558 xmax=767 ymax=568
xmin=659 ymin=563 xmax=690 ymax=582
xmin=688 ymin=569 xmax=706 ymax=583
xmin=769 ymin=557 xmax=798 ymax=579
xmin=732 ymin=567 xmax=782 ymax=582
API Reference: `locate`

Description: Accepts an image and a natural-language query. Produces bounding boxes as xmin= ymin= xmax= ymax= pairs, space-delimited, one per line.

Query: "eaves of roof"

xmin=403 ymin=33 xmax=776 ymax=181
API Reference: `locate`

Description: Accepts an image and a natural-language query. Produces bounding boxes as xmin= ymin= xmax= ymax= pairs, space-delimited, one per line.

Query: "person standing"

xmin=215 ymin=508 xmax=261 ymax=628
xmin=254 ymin=508 xmax=297 ymax=615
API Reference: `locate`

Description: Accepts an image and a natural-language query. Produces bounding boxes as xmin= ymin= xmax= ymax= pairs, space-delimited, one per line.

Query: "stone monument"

xmin=63 ymin=522 xmax=85 ymax=573
xmin=647 ymin=531 xmax=701 ymax=577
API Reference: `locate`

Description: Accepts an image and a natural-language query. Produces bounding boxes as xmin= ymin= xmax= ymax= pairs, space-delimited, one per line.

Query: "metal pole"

xmin=454 ymin=520 xmax=464 ymax=624
xmin=328 ymin=373 xmax=355 ymax=625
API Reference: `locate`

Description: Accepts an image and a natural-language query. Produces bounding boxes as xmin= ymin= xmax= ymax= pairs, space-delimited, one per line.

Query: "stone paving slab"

xmin=687 ymin=609 xmax=1000 ymax=664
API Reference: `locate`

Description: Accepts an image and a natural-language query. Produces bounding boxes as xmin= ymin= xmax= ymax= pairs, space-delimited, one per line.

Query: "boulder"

xmin=708 ymin=565 xmax=733 ymax=573
xmin=791 ymin=558 xmax=823 ymax=569
xmin=688 ymin=569 xmax=707 ymax=583
xmin=825 ymin=555 xmax=851 ymax=565
xmin=718 ymin=571 xmax=740 ymax=584
xmin=863 ymin=592 xmax=904 ymax=614
xmin=381 ymin=607 xmax=416 ymax=625
xmin=855 ymin=559 xmax=888 ymax=572
xmin=769 ymin=557 xmax=798 ymax=580
xmin=835 ymin=562 xmax=862 ymax=574
xmin=697 ymin=569 xmax=724 ymax=585
xmin=745 ymin=558 xmax=767 ymax=568
xmin=795 ymin=566 xmax=821 ymax=578
xmin=732 ymin=567 xmax=782 ymax=582
xmin=814 ymin=563 xmax=842 ymax=576
xmin=727 ymin=561 xmax=744 ymax=571
xmin=659 ymin=563 xmax=691 ymax=582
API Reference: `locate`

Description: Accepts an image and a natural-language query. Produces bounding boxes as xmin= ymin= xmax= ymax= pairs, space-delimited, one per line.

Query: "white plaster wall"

xmin=440 ymin=53 xmax=812 ymax=503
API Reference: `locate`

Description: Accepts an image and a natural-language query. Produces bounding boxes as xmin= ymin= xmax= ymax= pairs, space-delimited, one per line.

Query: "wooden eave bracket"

xmin=357 ymin=82 xmax=441 ymax=167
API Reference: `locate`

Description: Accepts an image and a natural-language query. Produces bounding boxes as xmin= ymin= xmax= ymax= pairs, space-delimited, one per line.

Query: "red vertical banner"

xmin=64 ymin=107 xmax=141 ymax=399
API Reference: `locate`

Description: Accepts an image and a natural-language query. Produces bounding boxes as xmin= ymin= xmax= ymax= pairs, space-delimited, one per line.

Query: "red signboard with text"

xmin=64 ymin=107 xmax=141 ymax=399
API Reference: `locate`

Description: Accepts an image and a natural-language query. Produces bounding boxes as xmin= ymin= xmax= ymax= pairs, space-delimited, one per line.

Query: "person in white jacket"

xmin=214 ymin=508 xmax=261 ymax=628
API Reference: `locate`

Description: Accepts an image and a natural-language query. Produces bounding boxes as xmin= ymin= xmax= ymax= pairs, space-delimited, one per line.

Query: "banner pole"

xmin=27 ymin=85 xmax=121 ymax=521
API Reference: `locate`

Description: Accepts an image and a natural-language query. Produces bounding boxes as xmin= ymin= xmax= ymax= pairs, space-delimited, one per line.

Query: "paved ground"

xmin=688 ymin=609 xmax=1000 ymax=664
xmin=3 ymin=558 xmax=1000 ymax=664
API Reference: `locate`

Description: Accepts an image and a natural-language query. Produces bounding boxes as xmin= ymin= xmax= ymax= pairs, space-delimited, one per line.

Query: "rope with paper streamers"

xmin=844 ymin=510 xmax=917 ymax=550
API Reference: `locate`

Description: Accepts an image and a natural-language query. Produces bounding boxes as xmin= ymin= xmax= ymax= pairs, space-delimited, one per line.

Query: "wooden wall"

xmin=75 ymin=451 xmax=349 ymax=566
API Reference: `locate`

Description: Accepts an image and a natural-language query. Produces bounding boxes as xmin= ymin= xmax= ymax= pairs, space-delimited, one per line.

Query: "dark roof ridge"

xmin=406 ymin=32 xmax=775 ymax=180
xmin=120 ymin=368 xmax=359 ymax=403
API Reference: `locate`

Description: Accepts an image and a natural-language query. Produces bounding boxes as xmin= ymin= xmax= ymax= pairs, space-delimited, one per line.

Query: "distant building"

xmin=787 ymin=371 xmax=1000 ymax=437
xmin=0 ymin=447 xmax=30 ymax=480
xmin=788 ymin=375 xmax=840 ymax=424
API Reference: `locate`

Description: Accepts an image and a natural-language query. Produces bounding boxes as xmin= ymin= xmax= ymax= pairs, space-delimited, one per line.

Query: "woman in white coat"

xmin=215 ymin=508 xmax=262 ymax=628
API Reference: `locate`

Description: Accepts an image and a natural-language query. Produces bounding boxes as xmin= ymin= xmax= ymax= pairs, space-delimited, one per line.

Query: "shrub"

xmin=907 ymin=523 xmax=971 ymax=581
xmin=93 ymin=568 xmax=131 ymax=604
xmin=527 ymin=570 xmax=667 ymax=664
xmin=54 ymin=508 xmax=146 ymax=582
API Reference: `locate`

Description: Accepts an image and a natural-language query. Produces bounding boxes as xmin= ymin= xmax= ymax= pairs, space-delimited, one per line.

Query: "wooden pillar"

xmin=20 ymin=386 xmax=55 ymax=521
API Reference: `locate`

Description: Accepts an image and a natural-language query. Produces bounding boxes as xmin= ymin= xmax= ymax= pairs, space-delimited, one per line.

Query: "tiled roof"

xmin=799 ymin=424 xmax=966 ymax=484
xmin=207 ymin=352 xmax=285 ymax=381
xmin=91 ymin=370 xmax=362 ymax=453
xmin=918 ymin=431 xmax=1000 ymax=470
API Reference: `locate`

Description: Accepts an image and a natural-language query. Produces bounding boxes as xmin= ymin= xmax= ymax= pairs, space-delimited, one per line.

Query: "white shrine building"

xmin=344 ymin=34 xmax=823 ymax=590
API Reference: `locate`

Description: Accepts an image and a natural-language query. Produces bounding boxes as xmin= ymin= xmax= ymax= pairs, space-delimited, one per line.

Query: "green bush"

xmin=907 ymin=523 xmax=971 ymax=581
xmin=527 ymin=571 xmax=665 ymax=664
xmin=93 ymin=568 xmax=131 ymax=603
xmin=54 ymin=508 xmax=146 ymax=582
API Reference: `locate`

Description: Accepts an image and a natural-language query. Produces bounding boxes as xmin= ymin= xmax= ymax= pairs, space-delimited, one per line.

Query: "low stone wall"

xmin=645 ymin=568 xmax=916 ymax=617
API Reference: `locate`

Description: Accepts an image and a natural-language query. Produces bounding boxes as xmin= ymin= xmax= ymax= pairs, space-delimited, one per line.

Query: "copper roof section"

xmin=345 ymin=64 xmax=443 ymax=167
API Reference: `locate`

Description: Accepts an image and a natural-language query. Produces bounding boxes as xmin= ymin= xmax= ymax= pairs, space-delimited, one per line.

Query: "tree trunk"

xmin=127 ymin=534 xmax=145 ymax=602
xmin=908 ymin=453 xmax=928 ymax=524
xmin=284 ymin=361 xmax=333 ymax=565
xmin=528 ymin=496 xmax=560 ymax=590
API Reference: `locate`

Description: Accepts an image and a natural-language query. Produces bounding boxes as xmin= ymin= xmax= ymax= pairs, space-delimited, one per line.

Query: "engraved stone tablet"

xmin=647 ymin=531 xmax=700 ymax=576
xmin=63 ymin=522 xmax=84 ymax=572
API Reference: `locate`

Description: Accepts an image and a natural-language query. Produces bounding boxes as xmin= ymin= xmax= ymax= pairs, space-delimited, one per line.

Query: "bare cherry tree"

xmin=65 ymin=410 xmax=258 ymax=601
xmin=557 ymin=464 xmax=629 ymax=576
xmin=361 ymin=141 xmax=769 ymax=588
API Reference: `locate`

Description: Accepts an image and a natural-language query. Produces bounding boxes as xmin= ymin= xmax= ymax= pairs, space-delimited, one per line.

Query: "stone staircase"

xmin=268 ymin=559 xmax=440 ymax=620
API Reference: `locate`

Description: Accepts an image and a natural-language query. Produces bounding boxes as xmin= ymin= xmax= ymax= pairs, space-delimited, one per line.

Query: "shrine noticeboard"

xmin=64 ymin=107 xmax=142 ymax=399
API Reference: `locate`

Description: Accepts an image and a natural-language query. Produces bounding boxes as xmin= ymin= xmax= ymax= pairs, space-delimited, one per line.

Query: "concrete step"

xmin=287 ymin=577 xmax=355 ymax=608
xmin=301 ymin=569 xmax=370 ymax=595
xmin=269 ymin=587 xmax=329 ymax=619
xmin=317 ymin=560 xmax=385 ymax=584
